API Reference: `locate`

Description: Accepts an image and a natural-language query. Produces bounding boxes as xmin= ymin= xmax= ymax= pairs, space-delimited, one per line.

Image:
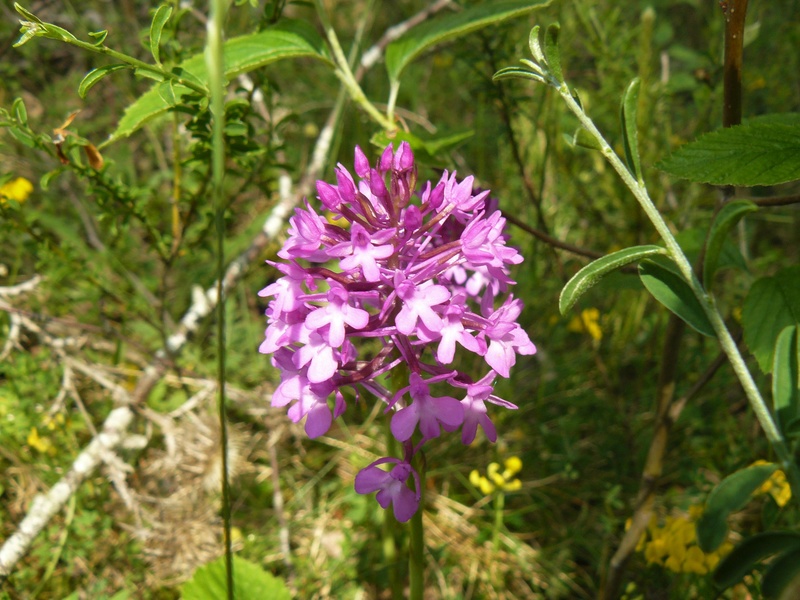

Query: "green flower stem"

xmin=409 ymin=453 xmax=425 ymax=600
xmin=492 ymin=491 xmax=505 ymax=555
xmin=206 ymin=0 xmax=234 ymax=598
xmin=312 ymin=0 xmax=396 ymax=132
xmin=555 ymin=83 xmax=800 ymax=499
xmin=383 ymin=420 xmax=402 ymax=600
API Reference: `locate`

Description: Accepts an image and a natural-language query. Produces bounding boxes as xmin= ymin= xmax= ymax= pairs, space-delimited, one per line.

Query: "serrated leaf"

xmin=105 ymin=19 xmax=330 ymax=145
xmin=773 ymin=326 xmax=799 ymax=435
xmin=703 ymin=200 xmax=758 ymax=289
xmin=658 ymin=113 xmax=800 ymax=186
xmin=697 ymin=463 xmax=778 ymax=552
xmin=181 ymin=555 xmax=291 ymax=600
xmin=620 ymin=78 xmax=642 ymax=182
xmin=742 ymin=266 xmax=800 ymax=373
xmin=386 ymin=0 xmax=553 ymax=83
xmin=559 ymin=245 xmax=666 ymax=315
xmin=638 ymin=258 xmax=714 ymax=337
xmin=149 ymin=5 xmax=172 ymax=64
xmin=543 ymin=23 xmax=562 ymax=82
xmin=761 ymin=546 xmax=800 ymax=599
xmin=79 ymin=64 xmax=130 ymax=98
xmin=713 ymin=532 xmax=800 ymax=589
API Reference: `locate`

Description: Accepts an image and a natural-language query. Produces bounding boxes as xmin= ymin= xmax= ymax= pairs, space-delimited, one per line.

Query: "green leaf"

xmin=385 ymin=0 xmax=553 ymax=83
xmin=87 ymin=29 xmax=108 ymax=46
xmin=11 ymin=97 xmax=27 ymax=126
xmin=569 ymin=127 xmax=603 ymax=150
xmin=181 ymin=556 xmax=291 ymax=600
xmin=79 ymin=64 xmax=130 ymax=98
xmin=773 ymin=326 xmax=800 ymax=435
xmin=761 ymin=546 xmax=800 ymax=599
xmin=149 ymin=5 xmax=173 ymax=64
xmin=492 ymin=66 xmax=547 ymax=84
xmin=558 ymin=245 xmax=666 ymax=315
xmin=638 ymin=258 xmax=714 ymax=336
xmin=696 ymin=463 xmax=778 ymax=552
xmin=620 ymin=78 xmax=642 ymax=182
xmin=742 ymin=266 xmax=800 ymax=373
xmin=14 ymin=3 xmax=44 ymax=25
xmin=713 ymin=532 xmax=800 ymax=589
xmin=703 ymin=200 xmax=758 ymax=289
xmin=658 ymin=113 xmax=800 ymax=186
xmin=105 ymin=19 xmax=330 ymax=145
xmin=543 ymin=23 xmax=563 ymax=83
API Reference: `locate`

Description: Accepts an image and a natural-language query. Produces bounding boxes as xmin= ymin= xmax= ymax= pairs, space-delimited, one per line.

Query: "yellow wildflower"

xmin=470 ymin=456 xmax=523 ymax=495
xmin=751 ymin=460 xmax=792 ymax=507
xmin=567 ymin=307 xmax=602 ymax=341
xmin=27 ymin=427 xmax=54 ymax=454
xmin=0 ymin=177 xmax=33 ymax=205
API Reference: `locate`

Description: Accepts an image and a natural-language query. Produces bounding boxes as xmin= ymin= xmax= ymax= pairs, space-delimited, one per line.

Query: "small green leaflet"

xmin=559 ymin=245 xmax=666 ymax=315
xmin=149 ymin=5 xmax=173 ymax=65
xmin=104 ymin=20 xmax=331 ymax=146
xmin=385 ymin=0 xmax=553 ymax=83
xmin=658 ymin=113 xmax=800 ymax=186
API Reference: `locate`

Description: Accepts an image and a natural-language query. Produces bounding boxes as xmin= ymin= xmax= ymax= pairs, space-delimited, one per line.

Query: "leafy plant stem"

xmin=312 ymin=0 xmax=396 ymax=131
xmin=409 ymin=452 xmax=425 ymax=600
xmin=206 ymin=0 xmax=234 ymax=597
xmin=383 ymin=419 xmax=403 ymax=600
xmin=556 ymin=83 xmax=800 ymax=500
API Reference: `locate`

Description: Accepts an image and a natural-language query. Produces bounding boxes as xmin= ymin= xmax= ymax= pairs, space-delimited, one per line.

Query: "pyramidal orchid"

xmin=259 ymin=142 xmax=535 ymax=522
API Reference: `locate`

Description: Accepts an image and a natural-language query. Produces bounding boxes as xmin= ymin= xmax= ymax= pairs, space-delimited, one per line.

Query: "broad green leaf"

xmin=385 ymin=0 xmax=553 ymax=83
xmin=105 ymin=20 xmax=330 ymax=145
xmin=558 ymin=245 xmax=666 ymax=315
xmin=181 ymin=555 xmax=291 ymax=600
xmin=713 ymin=532 xmax=800 ymax=589
xmin=620 ymin=78 xmax=642 ymax=182
xmin=79 ymin=64 xmax=130 ymax=98
xmin=149 ymin=5 xmax=173 ymax=64
xmin=773 ymin=326 xmax=800 ymax=434
xmin=658 ymin=113 xmax=800 ymax=186
xmin=638 ymin=258 xmax=714 ymax=337
xmin=703 ymin=200 xmax=758 ymax=289
xmin=543 ymin=23 xmax=563 ymax=83
xmin=762 ymin=547 xmax=800 ymax=599
xmin=742 ymin=266 xmax=800 ymax=373
xmin=696 ymin=463 xmax=778 ymax=552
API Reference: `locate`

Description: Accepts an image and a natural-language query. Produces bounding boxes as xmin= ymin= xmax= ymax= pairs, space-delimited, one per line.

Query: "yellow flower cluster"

xmin=0 ymin=177 xmax=33 ymax=205
xmin=752 ymin=460 xmax=792 ymax=507
xmin=470 ymin=456 xmax=522 ymax=495
xmin=635 ymin=506 xmax=732 ymax=575
xmin=567 ymin=307 xmax=602 ymax=342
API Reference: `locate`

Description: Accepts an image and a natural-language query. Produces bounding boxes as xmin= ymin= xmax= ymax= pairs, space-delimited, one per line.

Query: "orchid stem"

xmin=409 ymin=454 xmax=425 ymax=600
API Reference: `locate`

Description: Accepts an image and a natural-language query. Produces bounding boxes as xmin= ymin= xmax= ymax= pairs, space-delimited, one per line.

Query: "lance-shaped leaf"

xmin=149 ymin=5 xmax=173 ymax=64
xmin=385 ymin=0 xmax=553 ymax=83
xmin=772 ymin=326 xmax=800 ymax=436
xmin=658 ymin=113 xmax=800 ymax=186
xmin=104 ymin=19 xmax=331 ymax=145
xmin=697 ymin=463 xmax=778 ymax=552
xmin=542 ymin=23 xmax=563 ymax=83
xmin=742 ymin=266 xmax=800 ymax=373
xmin=559 ymin=245 xmax=666 ymax=315
xmin=620 ymin=78 xmax=643 ymax=183
xmin=79 ymin=64 xmax=131 ymax=98
xmin=638 ymin=258 xmax=714 ymax=337
xmin=703 ymin=200 xmax=758 ymax=289
xmin=761 ymin=547 xmax=800 ymax=600
xmin=713 ymin=532 xmax=800 ymax=590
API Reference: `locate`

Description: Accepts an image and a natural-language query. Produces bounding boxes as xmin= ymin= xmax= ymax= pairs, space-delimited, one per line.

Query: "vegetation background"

xmin=1 ymin=0 xmax=798 ymax=598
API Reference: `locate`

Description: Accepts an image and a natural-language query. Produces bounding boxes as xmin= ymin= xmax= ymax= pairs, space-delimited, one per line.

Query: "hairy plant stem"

xmin=555 ymin=83 xmax=800 ymax=499
xmin=206 ymin=0 xmax=234 ymax=597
